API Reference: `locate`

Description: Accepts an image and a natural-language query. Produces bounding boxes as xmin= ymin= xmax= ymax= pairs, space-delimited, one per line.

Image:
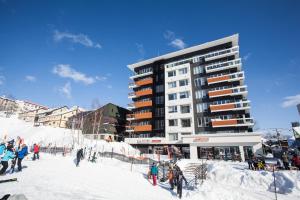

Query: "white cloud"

xmin=53 ymin=64 xmax=95 ymax=85
xmin=59 ymin=82 xmax=72 ymax=99
xmin=25 ymin=75 xmax=36 ymax=82
xmin=0 ymin=76 xmax=5 ymax=85
xmin=281 ymin=94 xmax=300 ymax=108
xmin=163 ymin=30 xmax=186 ymax=50
xmin=243 ymin=53 xmax=252 ymax=61
xmin=53 ymin=30 xmax=102 ymax=49
xmin=95 ymin=76 xmax=107 ymax=81
xmin=170 ymin=39 xmax=186 ymax=49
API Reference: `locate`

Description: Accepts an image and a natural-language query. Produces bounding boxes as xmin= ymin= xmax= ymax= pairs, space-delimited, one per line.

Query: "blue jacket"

xmin=18 ymin=146 xmax=28 ymax=159
xmin=1 ymin=150 xmax=15 ymax=161
xmin=0 ymin=144 xmax=5 ymax=155
xmin=151 ymin=165 xmax=158 ymax=175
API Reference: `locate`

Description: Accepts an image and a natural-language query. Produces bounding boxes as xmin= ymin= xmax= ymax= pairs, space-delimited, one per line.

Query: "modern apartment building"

xmin=125 ymin=34 xmax=261 ymax=160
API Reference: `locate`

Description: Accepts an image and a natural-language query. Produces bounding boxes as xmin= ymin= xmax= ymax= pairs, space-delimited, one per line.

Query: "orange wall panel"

xmin=207 ymin=75 xmax=229 ymax=84
xmin=212 ymin=119 xmax=237 ymax=126
xmin=135 ymin=89 xmax=153 ymax=97
xmin=134 ymin=125 xmax=152 ymax=132
xmin=135 ymin=112 xmax=152 ymax=119
xmin=134 ymin=101 xmax=152 ymax=108
xmin=136 ymin=78 xmax=153 ymax=86
xmin=209 ymin=89 xmax=232 ymax=97
xmin=210 ymin=104 xmax=235 ymax=111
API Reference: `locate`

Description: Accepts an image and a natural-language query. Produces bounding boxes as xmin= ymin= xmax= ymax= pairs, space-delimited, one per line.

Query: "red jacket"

xmin=33 ymin=145 xmax=39 ymax=153
xmin=292 ymin=156 xmax=300 ymax=166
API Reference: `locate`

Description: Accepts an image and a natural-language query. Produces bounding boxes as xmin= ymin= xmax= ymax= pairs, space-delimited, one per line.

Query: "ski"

xmin=0 ymin=178 xmax=17 ymax=184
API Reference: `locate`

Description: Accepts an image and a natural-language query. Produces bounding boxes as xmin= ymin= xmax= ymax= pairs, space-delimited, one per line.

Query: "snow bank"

xmin=0 ymin=115 xmax=139 ymax=156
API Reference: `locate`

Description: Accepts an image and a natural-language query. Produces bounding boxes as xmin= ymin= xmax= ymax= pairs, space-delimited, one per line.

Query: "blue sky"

xmin=0 ymin=0 xmax=299 ymax=131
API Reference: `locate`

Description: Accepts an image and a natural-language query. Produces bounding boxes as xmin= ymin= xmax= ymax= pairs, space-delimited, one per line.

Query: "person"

xmin=176 ymin=170 xmax=187 ymax=199
xmin=167 ymin=166 xmax=175 ymax=190
xmin=0 ymin=142 xmax=6 ymax=156
xmin=247 ymin=157 xmax=253 ymax=170
xmin=291 ymin=154 xmax=300 ymax=170
xmin=282 ymin=152 xmax=289 ymax=170
xmin=33 ymin=143 xmax=40 ymax=160
xmin=252 ymin=156 xmax=258 ymax=170
xmin=0 ymin=146 xmax=15 ymax=175
xmin=150 ymin=163 xmax=158 ymax=186
xmin=17 ymin=144 xmax=28 ymax=171
xmin=76 ymin=148 xmax=84 ymax=167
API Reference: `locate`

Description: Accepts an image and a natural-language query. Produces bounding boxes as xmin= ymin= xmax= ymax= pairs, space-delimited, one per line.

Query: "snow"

xmin=1 ymin=115 xmax=300 ymax=200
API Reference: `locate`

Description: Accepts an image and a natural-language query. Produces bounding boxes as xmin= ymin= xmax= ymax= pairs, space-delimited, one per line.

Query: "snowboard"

xmin=0 ymin=178 xmax=17 ymax=184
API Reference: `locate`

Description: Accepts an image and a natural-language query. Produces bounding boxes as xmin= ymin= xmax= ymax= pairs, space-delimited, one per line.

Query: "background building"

xmin=126 ymin=34 xmax=261 ymax=160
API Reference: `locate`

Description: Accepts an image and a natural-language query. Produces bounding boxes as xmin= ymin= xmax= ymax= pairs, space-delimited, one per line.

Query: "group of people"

xmin=148 ymin=162 xmax=187 ymax=199
xmin=0 ymin=137 xmax=29 ymax=175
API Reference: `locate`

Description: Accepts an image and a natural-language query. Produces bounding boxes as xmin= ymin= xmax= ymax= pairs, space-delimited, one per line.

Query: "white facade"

xmin=164 ymin=63 xmax=195 ymax=141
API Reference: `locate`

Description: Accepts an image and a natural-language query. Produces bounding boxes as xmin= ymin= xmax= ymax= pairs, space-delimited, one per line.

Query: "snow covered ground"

xmin=0 ymin=153 xmax=299 ymax=200
xmin=1 ymin=115 xmax=300 ymax=200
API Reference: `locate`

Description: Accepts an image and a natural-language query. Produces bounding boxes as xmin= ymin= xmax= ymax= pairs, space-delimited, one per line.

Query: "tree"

xmin=90 ymin=98 xmax=101 ymax=110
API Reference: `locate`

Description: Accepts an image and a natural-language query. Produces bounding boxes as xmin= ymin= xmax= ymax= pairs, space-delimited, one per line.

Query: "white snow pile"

xmin=0 ymin=115 xmax=139 ymax=156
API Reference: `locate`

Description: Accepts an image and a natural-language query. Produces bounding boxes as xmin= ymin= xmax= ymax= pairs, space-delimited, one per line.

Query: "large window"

xmin=178 ymin=68 xmax=188 ymax=75
xmin=179 ymin=91 xmax=190 ymax=99
xmin=155 ymin=96 xmax=164 ymax=104
xmin=194 ymin=77 xmax=206 ymax=87
xmin=168 ymin=106 xmax=177 ymax=113
xmin=195 ymin=90 xmax=208 ymax=99
xmin=156 ymin=85 xmax=164 ymax=92
xmin=181 ymin=118 xmax=191 ymax=127
xmin=168 ymin=81 xmax=177 ymax=88
xmin=179 ymin=79 xmax=188 ymax=87
xmin=180 ymin=105 xmax=190 ymax=113
xmin=169 ymin=133 xmax=178 ymax=141
xmin=169 ymin=119 xmax=178 ymax=126
xmin=168 ymin=70 xmax=176 ymax=77
xmin=193 ymin=66 xmax=203 ymax=74
xmin=197 ymin=117 xmax=210 ymax=127
xmin=196 ymin=103 xmax=208 ymax=113
xmin=168 ymin=93 xmax=177 ymax=100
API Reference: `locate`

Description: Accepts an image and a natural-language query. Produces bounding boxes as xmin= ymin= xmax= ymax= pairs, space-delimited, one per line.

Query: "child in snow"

xmin=150 ymin=163 xmax=158 ymax=186
xmin=33 ymin=143 xmax=40 ymax=160
xmin=167 ymin=166 xmax=175 ymax=190
xmin=0 ymin=146 xmax=15 ymax=175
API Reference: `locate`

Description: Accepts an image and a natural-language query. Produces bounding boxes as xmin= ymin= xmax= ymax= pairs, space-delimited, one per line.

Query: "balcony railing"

xmin=126 ymin=112 xmax=152 ymax=121
xmin=128 ymin=82 xmax=137 ymax=88
xmin=205 ymin=58 xmax=241 ymax=73
xmin=135 ymin=89 xmax=153 ymax=97
xmin=208 ymin=86 xmax=247 ymax=98
xmin=130 ymin=71 xmax=153 ymax=80
xmin=135 ymin=100 xmax=152 ymax=108
xmin=204 ymin=46 xmax=239 ymax=62
xmin=125 ymin=125 xmax=152 ymax=132
xmin=127 ymin=103 xmax=135 ymax=110
xmin=207 ymin=71 xmax=244 ymax=85
xmin=128 ymin=92 xmax=137 ymax=99
xmin=210 ymin=100 xmax=250 ymax=112
xmin=211 ymin=118 xmax=254 ymax=128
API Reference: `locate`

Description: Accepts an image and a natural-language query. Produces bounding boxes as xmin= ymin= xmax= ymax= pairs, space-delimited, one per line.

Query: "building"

xmin=66 ymin=111 xmax=92 ymax=130
xmin=35 ymin=106 xmax=81 ymax=128
xmin=16 ymin=100 xmax=48 ymax=113
xmin=80 ymin=103 xmax=129 ymax=142
xmin=0 ymin=96 xmax=18 ymax=115
xmin=18 ymin=107 xmax=48 ymax=122
xmin=125 ymin=34 xmax=261 ymax=160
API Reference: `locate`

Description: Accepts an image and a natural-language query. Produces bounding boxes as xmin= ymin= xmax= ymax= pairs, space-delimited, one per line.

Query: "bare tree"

xmin=91 ymin=98 xmax=101 ymax=110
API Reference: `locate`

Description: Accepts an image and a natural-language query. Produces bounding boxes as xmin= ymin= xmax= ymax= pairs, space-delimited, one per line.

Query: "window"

xmin=197 ymin=117 xmax=210 ymax=127
xmin=197 ymin=118 xmax=203 ymax=127
xmin=193 ymin=66 xmax=203 ymax=74
xmin=155 ymin=96 xmax=164 ymax=104
xmin=181 ymin=132 xmax=191 ymax=135
xmin=156 ymin=85 xmax=164 ymax=92
xmin=180 ymin=105 xmax=190 ymax=113
xmin=168 ymin=81 xmax=177 ymax=88
xmin=194 ymin=78 xmax=206 ymax=87
xmin=179 ymin=91 xmax=189 ymax=99
xmin=169 ymin=133 xmax=178 ymax=141
xmin=179 ymin=79 xmax=188 ymax=87
xmin=168 ymin=93 xmax=177 ymax=101
xmin=155 ymin=120 xmax=165 ymax=130
xmin=181 ymin=118 xmax=191 ymax=127
xmin=155 ymin=108 xmax=164 ymax=117
xmin=196 ymin=103 xmax=208 ymax=113
xmin=168 ymin=70 xmax=176 ymax=77
xmin=169 ymin=119 xmax=178 ymax=126
xmin=168 ymin=106 xmax=177 ymax=113
xmin=195 ymin=90 xmax=208 ymax=99
xmin=178 ymin=68 xmax=188 ymax=75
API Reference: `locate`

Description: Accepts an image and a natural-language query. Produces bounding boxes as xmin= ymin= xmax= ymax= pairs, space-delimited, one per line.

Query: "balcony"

xmin=135 ymin=89 xmax=153 ymax=97
xmin=207 ymin=72 xmax=244 ymax=85
xmin=208 ymin=86 xmax=247 ymax=98
xmin=128 ymin=78 xmax=153 ymax=89
xmin=125 ymin=125 xmax=152 ymax=132
xmin=135 ymin=100 xmax=152 ymax=108
xmin=134 ymin=112 xmax=152 ymax=120
xmin=211 ymin=118 xmax=254 ymax=128
xmin=128 ymin=92 xmax=137 ymax=99
xmin=210 ymin=101 xmax=250 ymax=112
xmin=126 ymin=114 xmax=135 ymax=121
xmin=128 ymin=82 xmax=137 ymax=89
xmin=127 ymin=103 xmax=135 ymax=110
xmin=205 ymin=58 xmax=241 ymax=74
xmin=130 ymin=71 xmax=153 ymax=80
xmin=204 ymin=46 xmax=239 ymax=62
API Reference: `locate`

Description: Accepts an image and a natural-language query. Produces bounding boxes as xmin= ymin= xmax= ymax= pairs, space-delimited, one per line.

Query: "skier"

xmin=282 ymin=152 xmax=289 ymax=170
xmin=167 ymin=166 xmax=175 ymax=190
xmin=0 ymin=146 xmax=15 ymax=175
xmin=33 ymin=143 xmax=40 ymax=160
xmin=0 ymin=142 xmax=6 ymax=156
xmin=247 ymin=157 xmax=253 ymax=170
xmin=76 ymin=148 xmax=84 ymax=167
xmin=176 ymin=170 xmax=187 ymax=199
xmin=291 ymin=154 xmax=300 ymax=170
xmin=17 ymin=144 xmax=28 ymax=171
xmin=150 ymin=162 xmax=158 ymax=186
xmin=91 ymin=151 xmax=97 ymax=163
